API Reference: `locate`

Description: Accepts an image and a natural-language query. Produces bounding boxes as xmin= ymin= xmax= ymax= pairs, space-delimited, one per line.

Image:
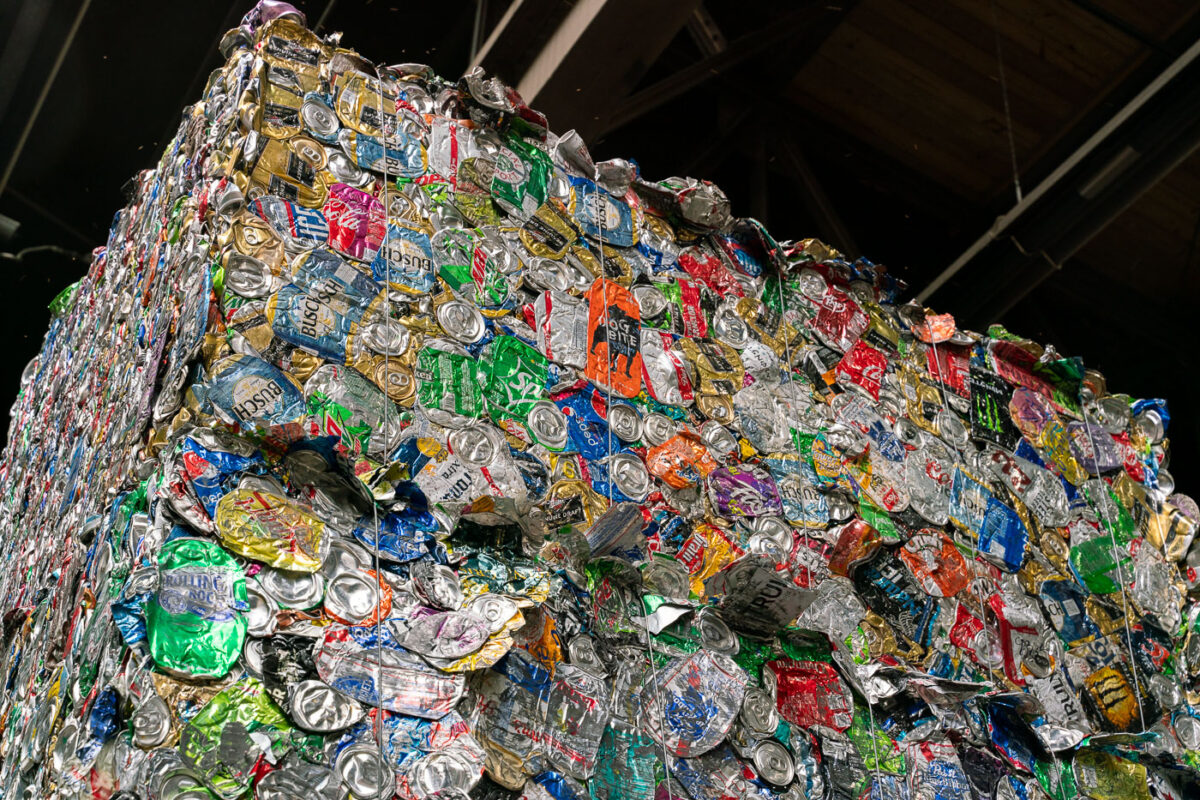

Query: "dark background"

xmin=1 ymin=0 xmax=1196 ymax=493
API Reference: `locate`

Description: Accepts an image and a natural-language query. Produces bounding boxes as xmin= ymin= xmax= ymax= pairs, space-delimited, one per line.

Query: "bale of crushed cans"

xmin=2 ymin=2 xmax=1199 ymax=798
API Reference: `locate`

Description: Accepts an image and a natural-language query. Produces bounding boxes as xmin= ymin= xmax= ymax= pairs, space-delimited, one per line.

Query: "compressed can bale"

xmin=0 ymin=2 xmax=1198 ymax=799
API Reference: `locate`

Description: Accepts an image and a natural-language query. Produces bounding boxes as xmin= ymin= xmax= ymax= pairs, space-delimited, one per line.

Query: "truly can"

xmin=394 ymin=436 xmax=487 ymax=507
xmin=661 ymin=278 xmax=707 ymax=338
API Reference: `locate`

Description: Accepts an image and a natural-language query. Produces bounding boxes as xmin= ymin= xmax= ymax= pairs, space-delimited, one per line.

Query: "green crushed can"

xmin=1068 ymin=536 xmax=1130 ymax=594
xmin=1083 ymin=479 xmax=1136 ymax=544
xmin=180 ymin=677 xmax=308 ymax=799
xmin=415 ymin=344 xmax=485 ymax=420
xmin=489 ymin=133 xmax=551 ymax=217
xmin=846 ymin=704 xmax=905 ymax=775
xmin=147 ymin=538 xmax=248 ymax=679
xmin=483 ymin=335 xmax=548 ymax=425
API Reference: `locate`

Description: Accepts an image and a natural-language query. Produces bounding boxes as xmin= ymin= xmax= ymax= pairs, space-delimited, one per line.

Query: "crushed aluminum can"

xmin=6 ymin=6 xmax=1200 ymax=800
xmin=288 ymin=678 xmax=364 ymax=732
xmin=635 ymin=649 xmax=747 ymax=758
xmin=315 ymin=624 xmax=466 ymax=718
xmin=335 ymin=742 xmax=398 ymax=799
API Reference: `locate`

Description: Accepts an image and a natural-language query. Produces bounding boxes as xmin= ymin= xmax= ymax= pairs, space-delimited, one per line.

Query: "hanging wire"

xmin=864 ymin=686 xmax=885 ymax=789
xmin=371 ymin=62 xmax=393 ymax=786
xmin=1079 ymin=403 xmax=1147 ymax=730
xmin=600 ymin=187 xmax=615 ymax=507
xmin=774 ymin=263 xmax=884 ymax=782
xmin=774 ymin=262 xmax=811 ymax=555
xmin=988 ymin=0 xmax=1024 ymax=204
xmin=929 ymin=337 xmax=1001 ymax=678
xmin=583 ymin=174 xmax=676 ymax=783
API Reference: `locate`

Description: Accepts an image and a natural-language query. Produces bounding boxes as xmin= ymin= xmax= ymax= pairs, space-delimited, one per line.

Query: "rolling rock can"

xmin=4 ymin=2 xmax=1200 ymax=799
xmin=147 ymin=538 xmax=249 ymax=679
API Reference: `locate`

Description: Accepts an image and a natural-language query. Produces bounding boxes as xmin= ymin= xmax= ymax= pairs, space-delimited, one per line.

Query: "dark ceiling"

xmin=1 ymin=0 xmax=1198 ymax=488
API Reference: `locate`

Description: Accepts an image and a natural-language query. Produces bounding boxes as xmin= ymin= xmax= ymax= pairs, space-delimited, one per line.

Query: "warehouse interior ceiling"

xmin=1 ymin=0 xmax=1198 ymax=486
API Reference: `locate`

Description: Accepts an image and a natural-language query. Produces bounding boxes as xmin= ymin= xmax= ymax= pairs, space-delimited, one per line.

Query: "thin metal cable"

xmin=371 ymin=63 xmax=392 ymax=781
xmin=864 ymin=686 xmax=884 ymax=787
xmin=988 ymin=0 xmax=1024 ymax=203
xmin=584 ymin=174 xmax=674 ymax=781
xmin=930 ymin=336 xmax=999 ymax=677
xmin=1079 ymin=403 xmax=1146 ymax=730
xmin=599 ymin=183 xmax=614 ymax=505
xmin=772 ymin=269 xmax=811 ymax=554
xmin=641 ymin=614 xmax=676 ymax=785
xmin=776 ymin=263 xmax=884 ymax=782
